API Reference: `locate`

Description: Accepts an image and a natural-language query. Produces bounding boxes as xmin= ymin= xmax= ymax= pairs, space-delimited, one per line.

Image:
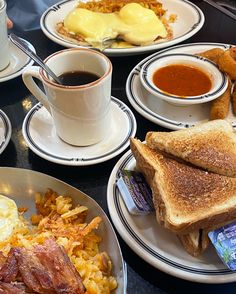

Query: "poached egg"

xmin=0 ymin=195 xmax=20 ymax=242
xmin=63 ymin=3 xmax=168 ymax=46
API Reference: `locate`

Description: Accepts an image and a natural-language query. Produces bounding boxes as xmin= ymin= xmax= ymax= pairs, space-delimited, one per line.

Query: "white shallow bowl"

xmin=0 ymin=167 xmax=127 ymax=294
xmin=140 ymin=53 xmax=228 ymax=106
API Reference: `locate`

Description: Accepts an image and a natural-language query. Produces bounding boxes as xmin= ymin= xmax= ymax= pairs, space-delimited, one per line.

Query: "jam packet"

xmin=208 ymin=222 xmax=236 ymax=270
xmin=116 ymin=170 xmax=154 ymax=215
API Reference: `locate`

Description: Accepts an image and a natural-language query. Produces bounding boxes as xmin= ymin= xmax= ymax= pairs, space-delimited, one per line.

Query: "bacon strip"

xmin=14 ymin=247 xmax=54 ymax=294
xmin=0 ymin=282 xmax=27 ymax=294
xmin=0 ymin=239 xmax=85 ymax=294
xmin=0 ymin=248 xmax=18 ymax=283
xmin=34 ymin=239 xmax=85 ymax=294
xmin=14 ymin=239 xmax=85 ymax=294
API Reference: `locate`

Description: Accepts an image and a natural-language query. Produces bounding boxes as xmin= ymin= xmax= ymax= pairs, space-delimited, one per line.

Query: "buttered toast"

xmin=146 ymin=120 xmax=236 ymax=177
xmin=130 ymin=138 xmax=236 ymax=235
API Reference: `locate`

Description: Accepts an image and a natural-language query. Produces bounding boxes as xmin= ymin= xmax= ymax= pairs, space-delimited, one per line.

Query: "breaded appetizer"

xmin=210 ymin=77 xmax=232 ymax=120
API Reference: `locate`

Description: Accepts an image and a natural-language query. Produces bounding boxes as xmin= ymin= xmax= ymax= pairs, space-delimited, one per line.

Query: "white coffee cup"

xmin=0 ymin=0 xmax=10 ymax=71
xmin=22 ymin=48 xmax=112 ymax=146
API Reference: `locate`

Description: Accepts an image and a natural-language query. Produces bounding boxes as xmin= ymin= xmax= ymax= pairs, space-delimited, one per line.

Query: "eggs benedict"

xmin=57 ymin=2 xmax=171 ymax=48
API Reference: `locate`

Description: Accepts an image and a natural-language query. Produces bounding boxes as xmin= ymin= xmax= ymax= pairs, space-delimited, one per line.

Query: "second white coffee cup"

xmin=22 ymin=48 xmax=112 ymax=146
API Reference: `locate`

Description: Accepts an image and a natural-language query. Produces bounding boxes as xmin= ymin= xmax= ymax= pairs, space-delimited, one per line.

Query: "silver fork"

xmin=90 ymin=38 xmax=117 ymax=51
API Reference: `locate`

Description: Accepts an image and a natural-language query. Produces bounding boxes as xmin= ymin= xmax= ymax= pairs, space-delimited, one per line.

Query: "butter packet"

xmin=208 ymin=222 xmax=236 ymax=270
xmin=116 ymin=170 xmax=154 ymax=215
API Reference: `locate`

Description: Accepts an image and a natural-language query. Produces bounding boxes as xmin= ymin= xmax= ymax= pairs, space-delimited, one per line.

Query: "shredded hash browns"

xmin=76 ymin=0 xmax=166 ymax=17
xmin=0 ymin=189 xmax=117 ymax=294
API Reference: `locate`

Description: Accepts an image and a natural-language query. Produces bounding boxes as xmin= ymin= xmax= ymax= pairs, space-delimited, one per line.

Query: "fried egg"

xmin=63 ymin=3 xmax=167 ymax=46
xmin=0 ymin=195 xmax=20 ymax=242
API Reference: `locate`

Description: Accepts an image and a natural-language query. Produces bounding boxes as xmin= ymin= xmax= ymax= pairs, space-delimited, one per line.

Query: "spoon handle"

xmin=9 ymin=33 xmax=62 ymax=85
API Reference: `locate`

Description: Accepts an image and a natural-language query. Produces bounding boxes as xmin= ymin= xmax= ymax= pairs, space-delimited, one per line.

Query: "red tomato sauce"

xmin=152 ymin=64 xmax=212 ymax=97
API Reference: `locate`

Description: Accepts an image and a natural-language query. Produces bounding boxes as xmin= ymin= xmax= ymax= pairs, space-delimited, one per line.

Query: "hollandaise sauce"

xmin=63 ymin=3 xmax=167 ymax=46
xmin=153 ymin=64 xmax=212 ymax=97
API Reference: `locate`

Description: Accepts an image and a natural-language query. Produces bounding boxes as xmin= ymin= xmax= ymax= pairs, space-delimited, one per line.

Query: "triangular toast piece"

xmin=177 ymin=229 xmax=209 ymax=257
xmin=146 ymin=119 xmax=236 ymax=177
xmin=130 ymin=138 xmax=236 ymax=234
xmin=177 ymin=218 xmax=236 ymax=257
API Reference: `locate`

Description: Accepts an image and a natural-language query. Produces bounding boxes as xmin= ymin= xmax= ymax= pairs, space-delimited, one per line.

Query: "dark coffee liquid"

xmin=59 ymin=71 xmax=100 ymax=86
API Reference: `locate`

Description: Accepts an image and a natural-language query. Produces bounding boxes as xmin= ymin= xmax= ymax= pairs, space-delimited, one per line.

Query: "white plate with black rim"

xmin=0 ymin=109 xmax=11 ymax=154
xmin=22 ymin=97 xmax=137 ymax=166
xmin=40 ymin=0 xmax=204 ymax=57
xmin=126 ymin=42 xmax=235 ymax=130
xmin=107 ymin=149 xmax=236 ymax=283
xmin=0 ymin=37 xmax=35 ymax=82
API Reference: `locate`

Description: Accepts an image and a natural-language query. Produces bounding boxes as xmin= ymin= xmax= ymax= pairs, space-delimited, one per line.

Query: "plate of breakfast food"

xmin=107 ymin=120 xmax=236 ymax=283
xmin=0 ymin=167 xmax=126 ymax=293
xmin=40 ymin=0 xmax=204 ymax=56
xmin=126 ymin=42 xmax=236 ymax=129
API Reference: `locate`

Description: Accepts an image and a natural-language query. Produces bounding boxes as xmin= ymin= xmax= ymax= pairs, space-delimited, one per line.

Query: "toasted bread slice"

xmin=177 ymin=229 xmax=210 ymax=257
xmin=178 ymin=218 xmax=236 ymax=257
xmin=130 ymin=138 xmax=236 ymax=234
xmin=146 ymin=119 xmax=236 ymax=177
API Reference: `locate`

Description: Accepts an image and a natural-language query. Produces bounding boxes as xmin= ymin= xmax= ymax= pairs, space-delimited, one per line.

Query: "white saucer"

xmin=0 ymin=37 xmax=35 ymax=82
xmin=126 ymin=42 xmax=235 ymax=130
xmin=22 ymin=97 xmax=137 ymax=165
xmin=0 ymin=109 xmax=12 ymax=154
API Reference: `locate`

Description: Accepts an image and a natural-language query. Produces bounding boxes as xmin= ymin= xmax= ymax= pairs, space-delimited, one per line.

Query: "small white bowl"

xmin=140 ymin=53 xmax=228 ymax=106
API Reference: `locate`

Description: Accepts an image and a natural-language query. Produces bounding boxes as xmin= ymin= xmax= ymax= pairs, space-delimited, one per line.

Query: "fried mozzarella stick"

xmin=197 ymin=48 xmax=224 ymax=64
xmin=218 ymin=47 xmax=236 ymax=81
xmin=210 ymin=77 xmax=232 ymax=120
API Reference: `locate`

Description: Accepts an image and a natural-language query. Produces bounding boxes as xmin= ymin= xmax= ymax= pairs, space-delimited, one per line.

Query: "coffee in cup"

xmin=22 ymin=48 xmax=112 ymax=146
xmin=58 ymin=70 xmax=100 ymax=86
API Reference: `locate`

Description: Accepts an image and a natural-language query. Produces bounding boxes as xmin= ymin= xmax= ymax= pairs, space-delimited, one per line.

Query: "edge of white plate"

xmin=0 ymin=109 xmax=11 ymax=154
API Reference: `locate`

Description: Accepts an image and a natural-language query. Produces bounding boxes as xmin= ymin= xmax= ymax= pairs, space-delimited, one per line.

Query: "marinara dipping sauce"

xmin=152 ymin=64 xmax=212 ymax=97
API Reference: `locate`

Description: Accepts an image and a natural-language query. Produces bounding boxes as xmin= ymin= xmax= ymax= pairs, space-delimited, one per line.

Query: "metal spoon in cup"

xmin=9 ymin=33 xmax=62 ymax=85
